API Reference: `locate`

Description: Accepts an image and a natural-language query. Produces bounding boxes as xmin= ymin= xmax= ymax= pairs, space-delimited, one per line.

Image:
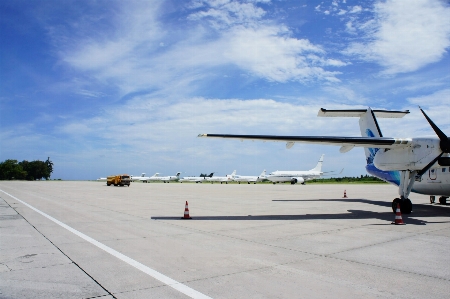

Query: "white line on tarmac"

xmin=0 ymin=189 xmax=212 ymax=299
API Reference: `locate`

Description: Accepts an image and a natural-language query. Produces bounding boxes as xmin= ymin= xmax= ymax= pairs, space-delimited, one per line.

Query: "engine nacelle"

xmin=374 ymin=138 xmax=441 ymax=171
xmin=290 ymin=177 xmax=305 ymax=184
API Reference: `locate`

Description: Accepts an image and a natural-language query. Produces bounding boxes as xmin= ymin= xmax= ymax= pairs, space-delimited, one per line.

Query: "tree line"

xmin=0 ymin=158 xmax=53 ymax=180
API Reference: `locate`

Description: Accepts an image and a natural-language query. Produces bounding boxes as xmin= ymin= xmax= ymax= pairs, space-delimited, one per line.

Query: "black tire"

xmin=392 ymin=198 xmax=412 ymax=214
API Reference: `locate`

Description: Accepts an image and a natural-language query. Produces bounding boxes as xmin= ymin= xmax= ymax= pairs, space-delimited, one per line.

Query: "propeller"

xmin=416 ymin=107 xmax=450 ymax=177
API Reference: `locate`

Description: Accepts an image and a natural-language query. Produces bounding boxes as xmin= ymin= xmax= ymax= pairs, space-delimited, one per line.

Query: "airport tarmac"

xmin=1 ymin=181 xmax=449 ymax=299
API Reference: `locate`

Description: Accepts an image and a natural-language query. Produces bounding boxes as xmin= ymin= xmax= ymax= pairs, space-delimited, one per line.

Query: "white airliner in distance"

xmin=234 ymin=170 xmax=267 ymax=184
xmin=149 ymin=172 xmax=181 ymax=183
xmin=199 ymin=107 xmax=450 ymax=214
xmin=179 ymin=173 xmax=214 ymax=183
xmin=267 ymin=154 xmax=325 ymax=184
xmin=207 ymin=170 xmax=236 ymax=184
xmin=131 ymin=173 xmax=151 ymax=183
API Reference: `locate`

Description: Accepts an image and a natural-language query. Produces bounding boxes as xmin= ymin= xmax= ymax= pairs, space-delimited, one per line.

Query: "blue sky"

xmin=1 ymin=0 xmax=449 ymax=180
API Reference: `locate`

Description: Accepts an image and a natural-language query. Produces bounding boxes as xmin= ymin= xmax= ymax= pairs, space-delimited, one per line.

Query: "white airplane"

xmin=96 ymin=177 xmax=107 ymax=181
xmin=179 ymin=173 xmax=214 ymax=183
xmin=207 ymin=170 xmax=236 ymax=184
xmin=149 ymin=172 xmax=181 ymax=183
xmin=267 ymin=154 xmax=324 ymax=184
xmin=131 ymin=173 xmax=151 ymax=183
xmin=234 ymin=170 xmax=267 ymax=184
xmin=199 ymin=107 xmax=450 ymax=214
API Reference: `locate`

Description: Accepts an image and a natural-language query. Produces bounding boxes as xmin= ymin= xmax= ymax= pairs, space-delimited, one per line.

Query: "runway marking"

xmin=0 ymin=189 xmax=212 ymax=299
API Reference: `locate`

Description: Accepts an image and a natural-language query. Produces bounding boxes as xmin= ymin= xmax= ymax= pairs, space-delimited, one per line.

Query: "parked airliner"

xmin=149 ymin=172 xmax=181 ymax=183
xmin=199 ymin=107 xmax=450 ymax=214
xmin=267 ymin=154 xmax=324 ymax=184
xmin=131 ymin=173 xmax=151 ymax=183
xmin=234 ymin=170 xmax=266 ymax=184
xmin=179 ymin=173 xmax=214 ymax=183
xmin=207 ymin=170 xmax=236 ymax=184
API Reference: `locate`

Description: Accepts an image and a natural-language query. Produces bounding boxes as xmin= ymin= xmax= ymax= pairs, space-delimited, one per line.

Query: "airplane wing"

xmin=198 ymin=134 xmax=411 ymax=150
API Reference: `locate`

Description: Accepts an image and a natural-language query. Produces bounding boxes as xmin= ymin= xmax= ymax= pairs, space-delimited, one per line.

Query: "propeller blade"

xmin=416 ymin=152 xmax=444 ymax=177
xmin=420 ymin=107 xmax=447 ymax=140
xmin=419 ymin=107 xmax=450 ymax=153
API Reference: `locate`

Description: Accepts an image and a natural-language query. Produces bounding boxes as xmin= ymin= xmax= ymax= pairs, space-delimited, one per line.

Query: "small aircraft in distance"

xmin=179 ymin=173 xmax=214 ymax=183
xmin=234 ymin=170 xmax=267 ymax=184
xmin=131 ymin=173 xmax=151 ymax=183
xmin=199 ymin=107 xmax=450 ymax=214
xmin=266 ymin=154 xmax=325 ymax=185
xmin=149 ymin=172 xmax=181 ymax=183
xmin=207 ymin=170 xmax=236 ymax=184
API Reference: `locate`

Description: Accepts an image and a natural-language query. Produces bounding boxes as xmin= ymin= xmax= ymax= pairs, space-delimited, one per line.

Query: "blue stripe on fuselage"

xmin=366 ymin=163 xmax=400 ymax=186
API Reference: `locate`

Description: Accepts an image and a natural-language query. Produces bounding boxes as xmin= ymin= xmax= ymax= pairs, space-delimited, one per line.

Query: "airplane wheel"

xmin=439 ymin=197 xmax=447 ymax=205
xmin=430 ymin=196 xmax=435 ymax=203
xmin=273 ymin=182 xmax=276 ymax=185
xmin=392 ymin=198 xmax=412 ymax=214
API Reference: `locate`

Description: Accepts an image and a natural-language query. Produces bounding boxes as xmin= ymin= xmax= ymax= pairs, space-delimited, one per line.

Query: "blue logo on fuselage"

xmin=365 ymin=129 xmax=379 ymax=164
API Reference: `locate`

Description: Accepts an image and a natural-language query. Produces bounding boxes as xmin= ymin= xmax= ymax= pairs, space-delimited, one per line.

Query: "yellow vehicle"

xmin=107 ymin=174 xmax=131 ymax=187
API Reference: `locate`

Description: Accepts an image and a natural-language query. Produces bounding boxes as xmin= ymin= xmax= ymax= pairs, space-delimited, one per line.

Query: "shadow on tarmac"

xmin=151 ymin=198 xmax=450 ymax=225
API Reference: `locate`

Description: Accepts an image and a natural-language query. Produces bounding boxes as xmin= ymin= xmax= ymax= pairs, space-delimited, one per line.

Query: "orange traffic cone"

xmin=342 ymin=190 xmax=348 ymax=198
xmin=181 ymin=201 xmax=192 ymax=219
xmin=391 ymin=203 xmax=405 ymax=225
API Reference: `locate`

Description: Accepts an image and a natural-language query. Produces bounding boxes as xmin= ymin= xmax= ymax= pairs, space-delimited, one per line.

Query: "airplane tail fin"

xmin=259 ymin=169 xmax=266 ymax=177
xmin=141 ymin=173 xmax=146 ymax=177
xmin=311 ymin=154 xmax=324 ymax=172
xmin=153 ymin=173 xmax=159 ymax=177
xmin=229 ymin=170 xmax=236 ymax=178
xmin=318 ymin=108 xmax=409 ymax=164
xmin=176 ymin=172 xmax=181 ymax=177
xmin=208 ymin=172 xmax=214 ymax=177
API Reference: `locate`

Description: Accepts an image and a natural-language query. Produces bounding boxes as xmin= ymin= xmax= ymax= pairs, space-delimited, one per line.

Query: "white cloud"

xmin=344 ymin=0 xmax=450 ymax=75
xmin=59 ymin=0 xmax=346 ymax=94
xmin=349 ymin=6 xmax=362 ymax=14
xmin=407 ymin=88 xmax=450 ymax=106
xmin=187 ymin=0 xmax=266 ymax=29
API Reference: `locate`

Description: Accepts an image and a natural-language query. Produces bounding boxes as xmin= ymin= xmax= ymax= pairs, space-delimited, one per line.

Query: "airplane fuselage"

xmin=233 ymin=175 xmax=263 ymax=183
xmin=266 ymin=171 xmax=322 ymax=183
xmin=207 ymin=177 xmax=233 ymax=183
xmin=366 ymin=163 xmax=450 ymax=196
xmin=179 ymin=177 xmax=206 ymax=183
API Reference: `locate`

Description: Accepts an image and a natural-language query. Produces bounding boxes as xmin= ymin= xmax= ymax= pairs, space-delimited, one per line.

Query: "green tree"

xmin=0 ymin=160 xmax=27 ymax=180
xmin=45 ymin=157 xmax=53 ymax=179
xmin=19 ymin=158 xmax=53 ymax=180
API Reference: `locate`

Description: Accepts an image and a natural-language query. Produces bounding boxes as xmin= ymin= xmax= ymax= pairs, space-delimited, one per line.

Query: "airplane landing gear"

xmin=392 ymin=170 xmax=416 ymax=214
xmin=439 ymin=196 xmax=448 ymax=205
xmin=392 ymin=197 xmax=412 ymax=214
xmin=430 ymin=196 xmax=435 ymax=203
